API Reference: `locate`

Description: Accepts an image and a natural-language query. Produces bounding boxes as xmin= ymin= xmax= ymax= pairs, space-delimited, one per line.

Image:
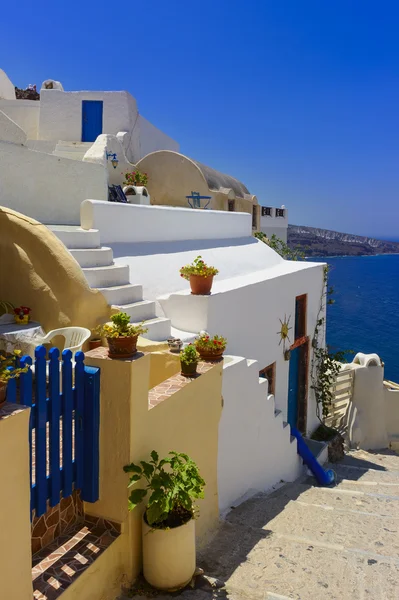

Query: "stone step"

xmin=48 ymin=226 xmax=100 ymax=249
xmin=331 ymin=463 xmax=399 ymax=484
xmin=69 ymin=247 xmax=114 ymax=268
xmin=53 ymin=151 xmax=86 ymax=161
xmin=198 ymin=518 xmax=398 ymax=600
xmin=116 ymin=300 xmax=157 ymax=322
xmin=97 ymin=283 xmax=143 ymax=306
xmin=82 ymin=264 xmax=130 ymax=288
xmin=339 ymin=449 xmax=399 ymax=472
xmin=32 ymin=517 xmax=119 ymax=600
xmin=139 ymin=317 xmax=171 ymax=342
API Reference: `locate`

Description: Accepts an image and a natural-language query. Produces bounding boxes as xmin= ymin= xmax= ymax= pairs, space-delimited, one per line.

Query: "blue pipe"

xmin=291 ymin=426 xmax=335 ymax=486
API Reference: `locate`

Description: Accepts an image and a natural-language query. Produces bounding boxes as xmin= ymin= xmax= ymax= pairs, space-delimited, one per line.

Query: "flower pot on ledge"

xmin=189 ymin=275 xmax=214 ymax=295
xmin=197 ymin=348 xmax=224 ymax=362
xmin=107 ymin=335 xmax=139 ymax=359
xmin=180 ymin=360 xmax=198 ymax=377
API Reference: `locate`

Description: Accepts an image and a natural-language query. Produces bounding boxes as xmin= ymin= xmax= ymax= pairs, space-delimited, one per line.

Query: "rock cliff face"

xmin=288 ymin=225 xmax=399 ymax=256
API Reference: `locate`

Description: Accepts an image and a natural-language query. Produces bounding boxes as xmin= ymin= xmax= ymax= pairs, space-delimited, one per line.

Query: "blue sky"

xmin=2 ymin=1 xmax=399 ymax=238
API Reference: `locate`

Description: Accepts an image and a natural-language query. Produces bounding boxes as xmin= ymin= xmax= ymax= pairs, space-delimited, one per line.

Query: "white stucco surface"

xmin=0 ymin=110 xmax=27 ymax=145
xmin=38 ymin=89 xmax=138 ymax=143
xmin=260 ymin=209 xmax=288 ymax=243
xmin=0 ymin=142 xmax=107 ymax=224
xmin=0 ymin=69 xmax=16 ymax=100
xmin=158 ymin=260 xmax=324 ymax=432
xmin=218 ymin=355 xmax=301 ymax=513
xmin=138 ymin=115 xmax=179 ymax=158
xmin=0 ymin=100 xmax=40 ymax=140
xmin=81 ymin=200 xmax=252 ymax=243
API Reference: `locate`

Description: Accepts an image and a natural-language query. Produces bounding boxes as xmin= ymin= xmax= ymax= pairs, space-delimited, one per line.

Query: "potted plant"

xmin=124 ymin=450 xmax=205 ymax=591
xmin=95 ymin=312 xmax=148 ymax=359
xmin=179 ymin=256 xmax=219 ymax=295
xmin=180 ymin=344 xmax=200 ymax=377
xmin=0 ymin=350 xmax=28 ymax=408
xmin=195 ymin=332 xmax=227 ymax=361
xmin=89 ymin=337 xmax=102 ymax=351
xmin=13 ymin=306 xmax=31 ymax=325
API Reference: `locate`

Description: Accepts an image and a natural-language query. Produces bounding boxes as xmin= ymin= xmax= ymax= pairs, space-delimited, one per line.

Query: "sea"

xmin=309 ymin=254 xmax=399 ymax=383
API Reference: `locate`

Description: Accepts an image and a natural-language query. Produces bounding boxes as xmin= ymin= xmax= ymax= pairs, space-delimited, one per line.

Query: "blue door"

xmin=81 ymin=101 xmax=103 ymax=142
xmin=287 ymin=346 xmax=300 ymax=428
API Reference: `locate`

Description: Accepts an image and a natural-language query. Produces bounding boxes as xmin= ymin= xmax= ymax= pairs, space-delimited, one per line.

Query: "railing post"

xmin=74 ymin=351 xmax=85 ymax=491
xmin=35 ymin=345 xmax=47 ymax=517
xmin=62 ymin=349 xmax=73 ymax=498
xmin=49 ymin=347 xmax=60 ymax=507
xmin=81 ymin=365 xmax=100 ymax=503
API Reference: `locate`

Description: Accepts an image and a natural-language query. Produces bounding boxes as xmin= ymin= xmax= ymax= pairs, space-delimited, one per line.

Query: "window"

xmin=228 ymin=199 xmax=235 ymax=212
xmin=259 ymin=363 xmax=276 ymax=395
xmin=261 ymin=206 xmax=273 ymax=217
xmin=295 ymin=294 xmax=307 ymax=340
xmin=276 ymin=208 xmax=285 ymax=218
xmin=252 ymin=205 xmax=258 ymax=228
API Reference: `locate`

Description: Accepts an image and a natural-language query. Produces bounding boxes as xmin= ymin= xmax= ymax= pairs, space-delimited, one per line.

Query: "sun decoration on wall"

xmin=277 ymin=314 xmax=292 ymax=347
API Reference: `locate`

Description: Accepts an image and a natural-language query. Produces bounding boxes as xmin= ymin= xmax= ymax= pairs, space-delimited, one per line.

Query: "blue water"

xmin=310 ymin=255 xmax=399 ymax=383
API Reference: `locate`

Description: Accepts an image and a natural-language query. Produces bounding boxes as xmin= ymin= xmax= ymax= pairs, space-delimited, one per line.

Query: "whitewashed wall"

xmin=0 ymin=69 xmax=16 ymax=100
xmin=0 ymin=100 xmax=40 ymax=140
xmin=0 ymin=110 xmax=26 ymax=145
xmin=0 ymin=141 xmax=107 ymax=224
xmin=260 ymin=208 xmax=288 ymax=243
xmin=81 ymin=200 xmax=252 ymax=243
xmin=138 ymin=115 xmax=179 ymax=158
xmin=159 ymin=261 xmax=324 ymax=434
xmin=218 ymin=355 xmax=301 ymax=513
xmin=38 ymin=90 xmax=138 ymax=143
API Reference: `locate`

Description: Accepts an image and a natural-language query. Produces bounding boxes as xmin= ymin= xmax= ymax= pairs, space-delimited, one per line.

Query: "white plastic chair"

xmin=39 ymin=327 xmax=91 ymax=358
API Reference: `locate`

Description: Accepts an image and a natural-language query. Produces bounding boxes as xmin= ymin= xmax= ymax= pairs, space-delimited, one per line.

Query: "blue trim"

xmin=291 ymin=426 xmax=335 ymax=486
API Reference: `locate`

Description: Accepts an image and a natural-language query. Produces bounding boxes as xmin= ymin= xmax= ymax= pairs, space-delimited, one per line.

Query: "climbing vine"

xmin=254 ymin=232 xmax=305 ymax=261
xmin=310 ymin=266 xmax=351 ymax=421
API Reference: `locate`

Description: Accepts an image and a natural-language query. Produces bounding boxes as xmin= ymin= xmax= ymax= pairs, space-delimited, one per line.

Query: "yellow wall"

xmin=84 ymin=350 xmax=223 ymax=582
xmin=0 ymin=407 xmax=33 ymax=599
xmin=137 ymin=151 xmax=258 ymax=223
xmin=0 ymin=206 xmax=111 ymax=333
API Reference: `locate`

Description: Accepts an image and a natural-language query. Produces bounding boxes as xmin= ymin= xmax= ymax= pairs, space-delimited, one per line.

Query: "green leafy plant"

xmin=310 ymin=265 xmax=352 ymax=420
xmin=124 ymin=451 xmax=205 ymax=528
xmin=123 ymin=170 xmax=148 ymax=186
xmin=95 ymin=312 xmax=148 ymax=339
xmin=195 ymin=332 xmax=227 ymax=353
xmin=254 ymin=232 xmax=305 ymax=261
xmin=0 ymin=350 xmax=28 ymax=384
xmin=179 ymin=256 xmax=219 ymax=280
xmin=180 ymin=344 xmax=199 ymax=365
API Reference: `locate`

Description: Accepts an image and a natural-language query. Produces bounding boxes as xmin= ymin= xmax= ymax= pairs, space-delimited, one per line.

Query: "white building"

xmin=260 ymin=204 xmax=288 ymax=242
xmin=0 ymin=66 xmax=326 ymax=513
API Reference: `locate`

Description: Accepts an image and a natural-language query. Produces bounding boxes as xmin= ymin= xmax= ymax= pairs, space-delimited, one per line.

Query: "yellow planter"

xmin=142 ymin=516 xmax=196 ymax=591
xmin=14 ymin=315 xmax=30 ymax=325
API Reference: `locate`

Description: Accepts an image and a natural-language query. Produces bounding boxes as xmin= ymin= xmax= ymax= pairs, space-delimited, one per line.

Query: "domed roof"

xmin=193 ymin=160 xmax=250 ymax=199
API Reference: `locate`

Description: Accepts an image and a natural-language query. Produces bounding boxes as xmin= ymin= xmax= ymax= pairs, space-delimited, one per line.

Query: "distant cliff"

xmin=288 ymin=225 xmax=399 ymax=256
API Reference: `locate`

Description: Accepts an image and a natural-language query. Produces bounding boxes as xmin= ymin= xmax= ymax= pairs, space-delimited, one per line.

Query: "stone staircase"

xmin=48 ymin=226 xmax=171 ymax=341
xmin=53 ymin=141 xmax=93 ymax=161
xmin=195 ymin=448 xmax=399 ymax=600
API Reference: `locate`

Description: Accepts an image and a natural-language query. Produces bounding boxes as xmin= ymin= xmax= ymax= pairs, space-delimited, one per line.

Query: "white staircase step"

xmin=98 ymin=284 xmax=143 ymax=306
xmin=69 ymin=247 xmax=114 ymax=268
xmin=116 ymin=300 xmax=156 ymax=322
xmin=139 ymin=317 xmax=171 ymax=342
xmin=48 ymin=226 xmax=100 ymax=249
xmin=83 ymin=264 xmax=130 ymax=288
xmin=53 ymin=151 xmax=86 ymax=160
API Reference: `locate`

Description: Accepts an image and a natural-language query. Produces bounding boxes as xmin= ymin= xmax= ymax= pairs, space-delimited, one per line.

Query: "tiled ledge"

xmin=85 ymin=346 xmax=146 ymax=361
xmin=148 ymin=360 xmax=221 ymax=409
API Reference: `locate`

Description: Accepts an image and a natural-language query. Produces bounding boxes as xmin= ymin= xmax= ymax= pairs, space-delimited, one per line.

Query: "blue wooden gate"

xmin=6 ymin=346 xmax=100 ymax=517
xmin=81 ymin=100 xmax=103 ymax=142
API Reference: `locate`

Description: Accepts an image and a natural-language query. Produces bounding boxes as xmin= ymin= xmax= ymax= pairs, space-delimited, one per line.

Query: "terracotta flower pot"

xmin=197 ymin=348 xmax=224 ymax=361
xmin=180 ymin=360 xmax=198 ymax=377
xmin=0 ymin=382 xmax=7 ymax=409
xmin=89 ymin=339 xmax=102 ymax=350
xmin=189 ymin=275 xmax=214 ymax=295
xmin=107 ymin=335 xmax=139 ymax=359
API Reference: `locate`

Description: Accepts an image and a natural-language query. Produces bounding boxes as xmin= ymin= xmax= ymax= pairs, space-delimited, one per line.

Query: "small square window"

xmin=259 ymin=363 xmax=276 ymax=395
xmin=228 ymin=200 xmax=235 ymax=211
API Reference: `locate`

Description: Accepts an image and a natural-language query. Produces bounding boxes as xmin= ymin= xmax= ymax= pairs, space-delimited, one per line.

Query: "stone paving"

xmin=121 ymin=448 xmax=399 ymax=600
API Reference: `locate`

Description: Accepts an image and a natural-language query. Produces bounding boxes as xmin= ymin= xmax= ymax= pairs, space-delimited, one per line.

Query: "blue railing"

xmin=6 ymin=345 xmax=100 ymax=517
